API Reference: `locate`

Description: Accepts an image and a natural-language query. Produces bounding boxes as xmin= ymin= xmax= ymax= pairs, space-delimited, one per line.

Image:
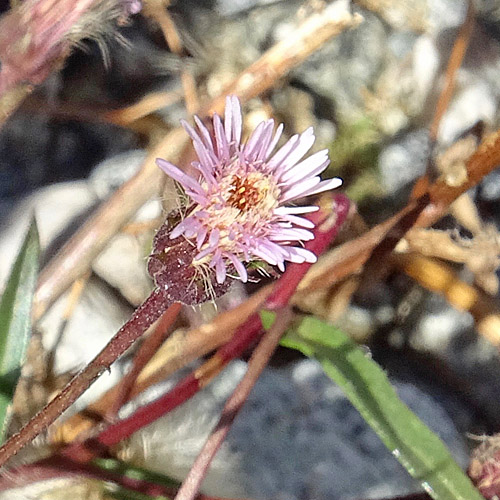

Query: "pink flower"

xmin=156 ymin=95 xmax=342 ymax=284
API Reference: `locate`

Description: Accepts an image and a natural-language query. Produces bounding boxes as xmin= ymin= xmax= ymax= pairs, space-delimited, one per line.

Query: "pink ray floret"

xmin=156 ymin=95 xmax=342 ymax=284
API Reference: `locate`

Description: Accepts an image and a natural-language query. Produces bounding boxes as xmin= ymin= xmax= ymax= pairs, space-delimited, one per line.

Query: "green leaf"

xmin=279 ymin=315 xmax=483 ymax=500
xmin=0 ymin=220 xmax=40 ymax=442
xmin=94 ymin=458 xmax=177 ymax=500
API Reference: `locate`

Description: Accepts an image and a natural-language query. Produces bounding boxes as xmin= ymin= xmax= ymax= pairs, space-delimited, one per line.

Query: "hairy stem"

xmin=107 ymin=301 xmax=183 ymax=419
xmin=0 ymin=289 xmax=171 ymax=468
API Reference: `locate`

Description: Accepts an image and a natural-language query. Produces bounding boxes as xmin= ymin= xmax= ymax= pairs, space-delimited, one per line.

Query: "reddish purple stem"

xmin=0 ymin=289 xmax=171 ymax=468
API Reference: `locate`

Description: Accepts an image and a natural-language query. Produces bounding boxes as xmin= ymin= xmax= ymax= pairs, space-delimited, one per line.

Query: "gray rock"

xmin=428 ymin=0 xmax=468 ymax=33
xmin=88 ymin=149 xmax=147 ymax=200
xmin=89 ymin=149 xmax=160 ymax=305
xmin=378 ymin=129 xmax=430 ymax=195
xmin=125 ymin=358 xmax=469 ymax=500
xmin=0 ymin=181 xmax=98 ymax=291
xmin=292 ymin=9 xmax=388 ymax=121
xmin=215 ymin=0 xmax=281 ymax=16
xmin=479 ymin=169 xmax=500 ymax=201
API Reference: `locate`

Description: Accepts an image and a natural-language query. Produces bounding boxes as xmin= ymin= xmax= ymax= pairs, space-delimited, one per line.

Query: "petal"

xmin=285 ymin=246 xmax=317 ymax=263
xmin=266 ymin=134 xmax=300 ymax=170
xmin=277 ymin=214 xmax=315 ymax=229
xmin=213 ymin=113 xmax=230 ymax=160
xmin=196 ymin=226 xmax=208 ymax=249
xmin=195 ymin=245 xmax=216 ymax=261
xmin=269 ymin=228 xmax=315 ymax=241
xmin=184 ymin=190 xmax=208 ymax=205
xmin=170 ymin=220 xmax=188 ymax=239
xmin=181 ymin=119 xmax=203 ymax=143
xmin=192 ymin=137 xmax=217 ymax=170
xmin=156 ymin=159 xmax=204 ymax=195
xmin=265 ymin=123 xmax=284 ymax=158
xmin=225 ymin=95 xmax=242 ymax=147
xmin=252 ymin=245 xmax=278 ymax=266
xmin=194 ymin=115 xmax=215 ymax=151
xmin=215 ymin=257 xmax=227 ymax=284
xmin=254 ymin=120 xmax=276 ymax=160
xmin=279 ymin=127 xmax=316 ymax=173
xmin=297 ymin=177 xmax=343 ymax=198
xmin=226 ymin=252 xmax=248 ymax=282
xmin=209 ymin=228 xmax=220 ymax=247
xmin=280 ymin=176 xmax=321 ymax=203
xmin=274 ymin=205 xmax=319 ymax=215
xmin=279 ymin=150 xmax=330 ymax=184
xmin=244 ymin=119 xmax=274 ymax=160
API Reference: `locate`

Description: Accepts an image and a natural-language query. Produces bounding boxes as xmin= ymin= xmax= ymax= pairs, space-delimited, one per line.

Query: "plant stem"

xmin=107 ymin=302 xmax=183 ymax=419
xmin=174 ymin=308 xmax=294 ymax=500
xmin=0 ymin=454 xmax=247 ymax=500
xmin=0 ymin=289 xmax=172 ymax=468
xmin=61 ymin=313 xmax=264 ymax=463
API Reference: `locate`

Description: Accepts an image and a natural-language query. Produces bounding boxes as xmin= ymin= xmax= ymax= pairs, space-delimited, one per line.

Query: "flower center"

xmin=226 ymin=175 xmax=261 ymax=210
xmin=224 ymin=172 xmax=279 ymax=214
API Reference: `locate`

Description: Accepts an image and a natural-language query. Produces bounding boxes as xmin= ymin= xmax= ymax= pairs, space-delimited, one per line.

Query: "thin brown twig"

xmin=174 ymin=308 xmax=294 ymax=500
xmin=428 ymin=0 xmax=475 ymax=143
xmin=104 ymin=90 xmax=184 ymax=125
xmin=412 ymin=0 xmax=475 ymax=197
xmin=31 ymin=2 xmax=362 ymax=323
xmin=146 ymin=3 xmax=199 ymax=114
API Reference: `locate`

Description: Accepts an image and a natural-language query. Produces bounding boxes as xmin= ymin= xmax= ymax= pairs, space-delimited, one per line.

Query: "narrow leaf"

xmin=0 ymin=219 xmax=40 ymax=441
xmin=278 ymin=315 xmax=483 ymax=500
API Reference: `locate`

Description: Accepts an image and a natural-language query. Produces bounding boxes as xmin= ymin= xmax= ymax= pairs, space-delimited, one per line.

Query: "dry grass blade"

xmin=394 ymin=253 xmax=500 ymax=346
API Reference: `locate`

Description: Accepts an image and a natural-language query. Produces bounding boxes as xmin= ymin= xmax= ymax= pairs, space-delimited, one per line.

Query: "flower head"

xmin=155 ymin=96 xmax=342 ymax=286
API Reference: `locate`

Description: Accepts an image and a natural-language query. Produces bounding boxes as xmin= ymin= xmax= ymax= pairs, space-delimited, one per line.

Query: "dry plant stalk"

xmin=174 ymin=308 xmax=294 ymax=500
xmin=0 ymin=0 xmax=137 ymax=123
xmin=295 ymin=127 xmax=500 ymax=300
xmin=394 ymin=253 xmax=500 ymax=346
xmin=32 ymin=1 xmax=362 ymax=321
xmin=142 ymin=0 xmax=199 ymax=113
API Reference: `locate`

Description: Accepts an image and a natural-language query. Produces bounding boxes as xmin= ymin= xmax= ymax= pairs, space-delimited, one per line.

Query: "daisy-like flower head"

xmin=155 ymin=95 xmax=342 ymax=287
